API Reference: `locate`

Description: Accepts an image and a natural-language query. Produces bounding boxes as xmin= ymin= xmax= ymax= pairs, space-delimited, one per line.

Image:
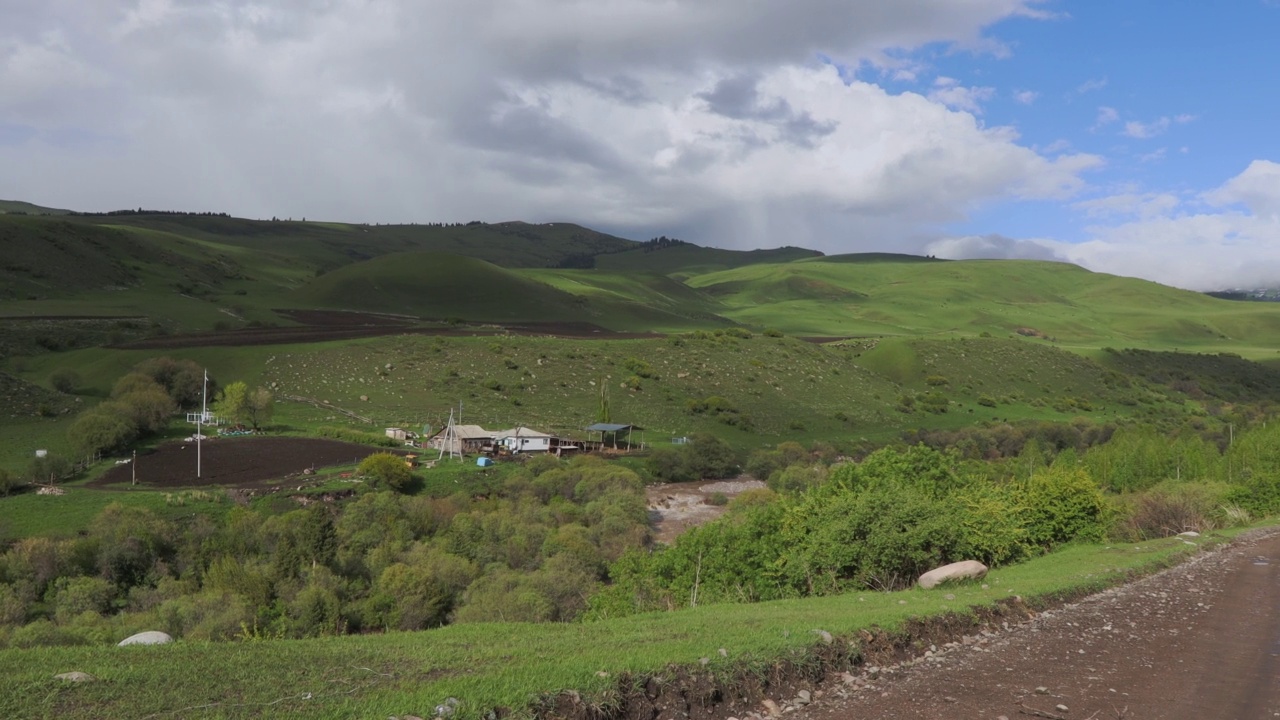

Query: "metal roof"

xmin=584 ymin=423 xmax=640 ymax=432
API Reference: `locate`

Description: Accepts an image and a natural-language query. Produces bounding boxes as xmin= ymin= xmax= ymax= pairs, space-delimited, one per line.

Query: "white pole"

xmin=198 ymin=369 xmax=207 ymax=480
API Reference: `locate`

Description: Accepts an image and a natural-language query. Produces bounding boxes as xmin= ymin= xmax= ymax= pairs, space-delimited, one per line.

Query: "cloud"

xmin=1073 ymin=191 xmax=1180 ymax=219
xmin=1046 ymin=161 xmax=1280 ymax=290
xmin=926 ymin=233 xmax=1066 ymax=261
xmin=0 ymin=0 xmax=1090 ymax=254
xmin=1076 ymin=77 xmax=1108 ymax=94
xmin=1121 ymin=114 xmax=1194 ymax=139
xmin=928 ymin=77 xmax=996 ymax=114
xmin=1092 ymin=106 xmax=1119 ymax=130
xmin=1013 ymin=90 xmax=1039 ymax=105
xmin=1205 ymin=159 xmax=1280 ymax=218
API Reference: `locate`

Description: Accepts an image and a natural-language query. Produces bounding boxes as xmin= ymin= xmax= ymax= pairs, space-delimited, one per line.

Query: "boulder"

xmin=917 ymin=560 xmax=988 ymax=589
xmin=117 ymin=630 xmax=173 ymax=647
xmin=54 ymin=671 xmax=95 ymax=682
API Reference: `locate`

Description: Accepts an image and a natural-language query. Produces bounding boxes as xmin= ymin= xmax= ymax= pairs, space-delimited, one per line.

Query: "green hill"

xmin=688 ymin=258 xmax=1280 ymax=348
xmin=594 ymin=243 xmax=822 ymax=277
xmin=0 ymin=199 xmax=70 ymax=215
xmin=294 ymin=253 xmax=589 ymax=322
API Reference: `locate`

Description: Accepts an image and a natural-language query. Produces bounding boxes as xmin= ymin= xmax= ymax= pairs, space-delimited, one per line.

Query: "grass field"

xmin=0 ymin=533 xmax=1219 ymax=720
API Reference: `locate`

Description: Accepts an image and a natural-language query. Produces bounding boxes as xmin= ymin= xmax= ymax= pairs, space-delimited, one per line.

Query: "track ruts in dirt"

xmin=788 ymin=529 xmax=1280 ymax=720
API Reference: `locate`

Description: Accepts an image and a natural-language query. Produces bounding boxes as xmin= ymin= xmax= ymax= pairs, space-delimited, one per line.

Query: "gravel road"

xmin=779 ymin=530 xmax=1280 ymax=720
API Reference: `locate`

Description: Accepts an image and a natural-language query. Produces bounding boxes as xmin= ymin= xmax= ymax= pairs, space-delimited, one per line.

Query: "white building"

xmin=495 ymin=427 xmax=553 ymax=453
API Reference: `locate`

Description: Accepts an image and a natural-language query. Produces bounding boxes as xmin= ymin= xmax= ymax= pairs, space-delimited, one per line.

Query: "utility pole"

xmin=132 ymin=449 xmax=137 ymax=486
xmin=197 ymin=369 xmax=208 ymax=480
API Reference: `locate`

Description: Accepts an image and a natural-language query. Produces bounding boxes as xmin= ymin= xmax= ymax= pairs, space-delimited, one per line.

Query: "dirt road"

xmin=791 ymin=531 xmax=1280 ymax=720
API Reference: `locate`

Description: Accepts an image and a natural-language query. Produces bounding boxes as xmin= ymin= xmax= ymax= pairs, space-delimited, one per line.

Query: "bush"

xmin=358 ymin=453 xmax=412 ymax=492
xmin=1113 ymin=484 xmax=1225 ymax=541
xmin=316 ymin=426 xmax=399 ymax=448
xmin=0 ymin=468 xmax=21 ymax=497
xmin=50 ymin=369 xmax=81 ymax=394
xmin=1018 ymin=467 xmax=1110 ymax=548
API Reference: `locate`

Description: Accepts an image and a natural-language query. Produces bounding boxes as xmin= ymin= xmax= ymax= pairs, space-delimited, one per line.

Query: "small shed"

xmin=584 ymin=423 xmax=642 ymax=450
xmin=385 ymin=427 xmax=408 ymax=442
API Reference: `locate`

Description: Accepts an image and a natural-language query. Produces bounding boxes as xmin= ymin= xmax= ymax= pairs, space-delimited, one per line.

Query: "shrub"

xmin=0 ymin=468 xmax=21 ymax=497
xmin=977 ymin=395 xmax=997 ymax=408
xmin=50 ymin=369 xmax=81 ymax=394
xmin=358 ymin=453 xmax=412 ymax=492
xmin=1018 ymin=467 xmax=1110 ymax=548
xmin=1113 ymin=484 xmax=1226 ymax=541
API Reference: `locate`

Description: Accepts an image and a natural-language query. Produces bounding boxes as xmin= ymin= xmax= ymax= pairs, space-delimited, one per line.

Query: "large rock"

xmin=918 ymin=560 xmax=988 ymax=589
xmin=117 ymin=630 xmax=173 ymax=647
xmin=54 ymin=671 xmax=96 ymax=682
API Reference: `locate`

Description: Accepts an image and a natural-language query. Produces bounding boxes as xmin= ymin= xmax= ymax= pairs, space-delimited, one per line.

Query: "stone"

xmin=917 ymin=560 xmax=988 ymax=589
xmin=1056 ymin=704 xmax=1069 ymax=712
xmin=796 ymin=690 xmax=811 ymax=704
xmin=1178 ymin=531 xmax=1200 ymax=538
xmin=813 ymin=629 xmax=833 ymax=644
xmin=761 ymin=699 xmax=782 ymax=717
xmin=117 ymin=630 xmax=173 ymax=647
xmin=1035 ymin=686 xmax=1049 ymax=694
xmin=54 ymin=671 xmax=95 ymax=682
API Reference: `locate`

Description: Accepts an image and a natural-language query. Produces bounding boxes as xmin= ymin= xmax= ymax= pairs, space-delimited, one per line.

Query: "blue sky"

xmin=922 ymin=1 xmax=1277 ymax=244
xmin=1 ymin=1 xmax=1278 ymax=289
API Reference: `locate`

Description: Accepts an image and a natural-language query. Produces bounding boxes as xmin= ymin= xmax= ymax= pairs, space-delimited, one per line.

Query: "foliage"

xmin=357 ymin=452 xmax=412 ymax=492
xmin=50 ymin=369 xmax=80 ymax=394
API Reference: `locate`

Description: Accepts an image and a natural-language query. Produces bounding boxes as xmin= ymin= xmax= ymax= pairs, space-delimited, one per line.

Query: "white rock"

xmin=117 ymin=630 xmax=173 ymax=647
xmin=1178 ymin=531 xmax=1200 ymax=538
xmin=917 ymin=560 xmax=989 ymax=589
xmin=54 ymin=671 xmax=95 ymax=682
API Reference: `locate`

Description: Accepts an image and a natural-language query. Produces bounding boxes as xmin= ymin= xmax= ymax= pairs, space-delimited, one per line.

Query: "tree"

xmin=26 ymin=454 xmax=72 ymax=486
xmin=357 ymin=452 xmax=412 ymax=491
xmin=0 ymin=467 xmax=20 ymax=497
xmin=213 ymin=381 xmax=248 ymax=424
xmin=117 ymin=387 xmax=177 ymax=435
xmin=243 ymin=386 xmax=274 ymax=430
xmin=68 ymin=407 xmax=138 ymax=460
xmin=50 ymin=369 xmax=81 ymax=394
xmin=213 ymin=381 xmax=273 ymax=429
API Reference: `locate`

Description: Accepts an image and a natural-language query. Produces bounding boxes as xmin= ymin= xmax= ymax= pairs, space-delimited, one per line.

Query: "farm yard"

xmin=89 ymin=437 xmax=389 ymax=489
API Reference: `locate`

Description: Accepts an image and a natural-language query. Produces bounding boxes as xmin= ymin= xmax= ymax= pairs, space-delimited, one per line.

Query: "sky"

xmin=2 ymin=1 xmax=1279 ymax=290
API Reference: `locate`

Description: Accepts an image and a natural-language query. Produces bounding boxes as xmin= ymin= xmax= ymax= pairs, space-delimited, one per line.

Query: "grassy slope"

xmin=0 ymin=199 xmax=70 ymax=215
xmin=0 ymin=535 xmax=1207 ymax=720
xmin=688 ymin=257 xmax=1280 ymax=348
xmin=594 ymin=244 xmax=822 ymax=278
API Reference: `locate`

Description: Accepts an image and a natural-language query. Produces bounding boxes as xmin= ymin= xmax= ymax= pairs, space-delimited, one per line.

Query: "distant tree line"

xmin=71 ymin=209 xmax=233 ymax=218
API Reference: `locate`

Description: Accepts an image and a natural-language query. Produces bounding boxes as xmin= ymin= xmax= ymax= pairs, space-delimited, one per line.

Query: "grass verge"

xmin=0 ymin=530 xmax=1243 ymax=720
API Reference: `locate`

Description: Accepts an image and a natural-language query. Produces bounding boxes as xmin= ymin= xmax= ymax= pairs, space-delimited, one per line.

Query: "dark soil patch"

xmin=90 ymin=437 xmax=389 ymax=489
xmin=274 ymin=309 xmax=417 ymax=326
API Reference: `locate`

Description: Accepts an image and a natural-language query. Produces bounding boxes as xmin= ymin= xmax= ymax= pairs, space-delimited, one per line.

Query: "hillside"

xmin=0 ymin=199 xmax=70 ymax=215
xmin=687 ymin=257 xmax=1280 ymax=347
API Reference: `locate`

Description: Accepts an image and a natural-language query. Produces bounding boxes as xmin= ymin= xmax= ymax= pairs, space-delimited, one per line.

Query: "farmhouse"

xmin=495 ymin=427 xmax=553 ymax=453
xmin=426 ymin=424 xmax=495 ymax=455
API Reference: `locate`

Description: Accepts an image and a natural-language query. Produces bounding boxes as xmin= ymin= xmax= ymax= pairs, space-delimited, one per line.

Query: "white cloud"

xmin=926 ymin=233 xmax=1064 ymax=261
xmin=1073 ymin=191 xmax=1179 ymax=219
xmin=0 ymin=0 xmax=1094 ymax=254
xmin=1076 ymin=77 xmax=1108 ymax=94
xmin=1205 ymin=159 xmax=1280 ymax=218
xmin=1049 ymin=162 xmax=1280 ymax=290
xmin=928 ymin=77 xmax=997 ymax=114
xmin=1092 ymin=106 xmax=1119 ymax=129
xmin=1013 ymin=90 xmax=1039 ymax=104
xmin=1121 ymin=113 xmax=1194 ymax=139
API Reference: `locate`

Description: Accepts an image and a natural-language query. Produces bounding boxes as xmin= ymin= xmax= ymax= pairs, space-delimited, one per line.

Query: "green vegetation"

xmin=0 ymin=534 xmax=1214 ymax=720
xmin=9 ymin=206 xmax=1280 ymax=719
